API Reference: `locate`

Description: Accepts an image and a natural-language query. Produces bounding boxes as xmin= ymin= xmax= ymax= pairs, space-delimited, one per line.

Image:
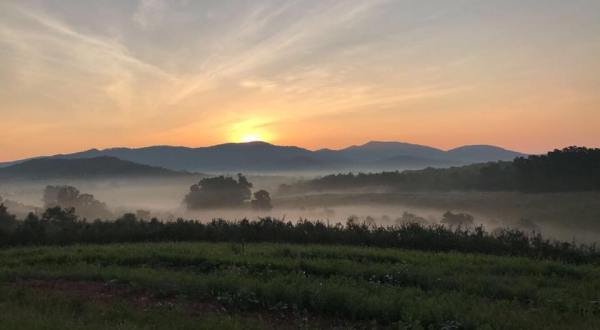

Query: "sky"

xmin=1 ymin=0 xmax=599 ymax=161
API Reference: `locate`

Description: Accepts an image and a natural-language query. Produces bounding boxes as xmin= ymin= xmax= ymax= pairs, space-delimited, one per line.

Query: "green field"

xmin=1 ymin=242 xmax=599 ymax=329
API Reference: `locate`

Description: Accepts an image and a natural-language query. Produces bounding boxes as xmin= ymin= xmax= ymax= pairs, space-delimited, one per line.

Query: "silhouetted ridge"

xmin=281 ymin=146 xmax=600 ymax=193
xmin=0 ymin=156 xmax=190 ymax=180
xmin=447 ymin=145 xmax=523 ymax=163
xmin=0 ymin=141 xmax=526 ymax=172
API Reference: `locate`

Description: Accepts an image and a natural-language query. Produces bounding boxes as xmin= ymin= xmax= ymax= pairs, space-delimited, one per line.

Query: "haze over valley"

xmin=1 ymin=1 xmax=599 ymax=328
xmin=1 ymin=144 xmax=598 ymax=244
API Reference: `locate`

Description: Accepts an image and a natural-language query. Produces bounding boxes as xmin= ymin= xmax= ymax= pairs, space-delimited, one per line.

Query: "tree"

xmin=43 ymin=185 xmax=80 ymax=208
xmin=43 ymin=186 xmax=112 ymax=219
xmin=184 ymin=174 xmax=253 ymax=210
xmin=282 ymin=146 xmax=600 ymax=193
xmin=0 ymin=204 xmax=17 ymax=243
xmin=251 ymin=190 xmax=273 ymax=210
xmin=42 ymin=206 xmax=78 ymax=225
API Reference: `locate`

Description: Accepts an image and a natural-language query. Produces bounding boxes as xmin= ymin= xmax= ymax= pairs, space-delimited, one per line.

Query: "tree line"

xmin=0 ymin=204 xmax=598 ymax=263
xmin=280 ymin=147 xmax=600 ymax=193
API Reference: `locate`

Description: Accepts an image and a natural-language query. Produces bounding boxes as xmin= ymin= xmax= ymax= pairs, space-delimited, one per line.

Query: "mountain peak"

xmin=223 ymin=141 xmax=275 ymax=147
xmin=0 ymin=141 xmax=526 ymax=173
xmin=347 ymin=141 xmax=443 ymax=150
xmin=342 ymin=141 xmax=445 ymax=154
xmin=447 ymin=145 xmax=525 ymax=162
xmin=449 ymin=145 xmax=510 ymax=152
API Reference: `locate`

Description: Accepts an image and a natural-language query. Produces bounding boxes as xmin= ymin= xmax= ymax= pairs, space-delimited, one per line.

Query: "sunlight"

xmin=240 ymin=134 xmax=262 ymax=143
xmin=228 ymin=118 xmax=275 ymax=143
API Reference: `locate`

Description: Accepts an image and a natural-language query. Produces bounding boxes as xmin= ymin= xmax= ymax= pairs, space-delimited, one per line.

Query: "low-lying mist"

xmin=2 ymin=176 xmax=600 ymax=244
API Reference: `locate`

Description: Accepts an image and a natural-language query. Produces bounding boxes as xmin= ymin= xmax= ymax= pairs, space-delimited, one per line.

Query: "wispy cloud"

xmin=6 ymin=3 xmax=173 ymax=79
xmin=168 ymin=0 xmax=392 ymax=104
xmin=1 ymin=0 xmax=598 ymax=159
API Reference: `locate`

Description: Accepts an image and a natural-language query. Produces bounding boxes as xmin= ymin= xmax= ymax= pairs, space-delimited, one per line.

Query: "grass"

xmin=1 ymin=242 xmax=600 ymax=329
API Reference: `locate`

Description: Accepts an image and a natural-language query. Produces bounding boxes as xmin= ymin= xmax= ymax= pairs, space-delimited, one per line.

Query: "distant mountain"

xmin=42 ymin=142 xmax=334 ymax=172
xmin=447 ymin=145 xmax=525 ymax=163
xmin=316 ymin=141 xmax=524 ymax=170
xmin=0 ymin=156 xmax=193 ymax=180
xmin=281 ymin=146 xmax=600 ymax=194
xmin=0 ymin=141 xmax=526 ymax=173
xmin=333 ymin=141 xmax=447 ymax=162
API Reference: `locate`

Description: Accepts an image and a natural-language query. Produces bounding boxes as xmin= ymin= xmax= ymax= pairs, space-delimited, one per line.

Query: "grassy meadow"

xmin=1 ymin=242 xmax=599 ymax=329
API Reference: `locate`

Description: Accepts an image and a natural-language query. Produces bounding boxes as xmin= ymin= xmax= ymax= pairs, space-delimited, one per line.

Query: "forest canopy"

xmin=280 ymin=147 xmax=600 ymax=193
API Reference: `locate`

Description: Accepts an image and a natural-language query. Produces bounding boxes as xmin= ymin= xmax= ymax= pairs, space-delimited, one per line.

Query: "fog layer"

xmin=2 ymin=176 xmax=600 ymax=244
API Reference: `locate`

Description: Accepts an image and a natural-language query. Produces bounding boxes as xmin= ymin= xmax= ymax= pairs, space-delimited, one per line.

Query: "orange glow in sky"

xmin=0 ymin=1 xmax=599 ymax=161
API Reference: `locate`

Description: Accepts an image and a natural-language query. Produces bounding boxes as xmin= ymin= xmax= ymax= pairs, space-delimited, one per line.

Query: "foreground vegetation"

xmin=1 ymin=205 xmax=599 ymax=263
xmin=1 ymin=242 xmax=599 ymax=329
xmin=2 ymin=199 xmax=599 ymax=328
xmin=0 ymin=284 xmax=262 ymax=330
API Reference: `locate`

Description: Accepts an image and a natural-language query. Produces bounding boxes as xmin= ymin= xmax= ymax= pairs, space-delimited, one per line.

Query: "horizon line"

xmin=1 ymin=139 xmax=569 ymax=164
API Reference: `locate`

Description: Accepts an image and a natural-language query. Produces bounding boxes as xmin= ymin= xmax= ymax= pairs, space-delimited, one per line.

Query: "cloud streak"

xmin=0 ymin=0 xmax=599 ymax=160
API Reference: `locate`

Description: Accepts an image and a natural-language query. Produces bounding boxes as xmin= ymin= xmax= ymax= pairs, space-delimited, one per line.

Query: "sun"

xmin=229 ymin=118 xmax=275 ymax=143
xmin=240 ymin=134 xmax=262 ymax=143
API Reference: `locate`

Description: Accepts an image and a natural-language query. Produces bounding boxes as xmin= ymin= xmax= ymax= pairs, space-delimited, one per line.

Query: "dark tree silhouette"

xmin=44 ymin=185 xmax=79 ymax=208
xmin=251 ymin=190 xmax=273 ymax=210
xmin=0 ymin=204 xmax=17 ymax=241
xmin=43 ymin=185 xmax=112 ymax=219
xmin=282 ymin=147 xmax=600 ymax=193
xmin=184 ymin=174 xmax=253 ymax=209
xmin=0 ymin=206 xmax=597 ymax=263
xmin=513 ymin=146 xmax=600 ymax=192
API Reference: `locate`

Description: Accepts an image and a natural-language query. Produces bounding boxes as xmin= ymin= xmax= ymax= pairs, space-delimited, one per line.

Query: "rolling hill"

xmin=0 ymin=141 xmax=525 ymax=173
xmin=0 ymin=156 xmax=194 ymax=180
xmin=446 ymin=145 xmax=527 ymax=163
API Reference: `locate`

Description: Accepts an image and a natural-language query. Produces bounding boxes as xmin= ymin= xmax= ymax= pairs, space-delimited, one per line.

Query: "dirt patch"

xmin=12 ymin=279 xmax=358 ymax=329
xmin=14 ymin=279 xmax=223 ymax=313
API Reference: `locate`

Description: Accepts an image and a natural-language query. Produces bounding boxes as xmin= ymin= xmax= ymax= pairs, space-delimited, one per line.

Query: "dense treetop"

xmin=280 ymin=147 xmax=600 ymax=193
xmin=184 ymin=174 xmax=253 ymax=209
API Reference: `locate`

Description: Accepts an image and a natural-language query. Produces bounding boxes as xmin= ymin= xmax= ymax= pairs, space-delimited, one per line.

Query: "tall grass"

xmin=2 ymin=242 xmax=600 ymax=329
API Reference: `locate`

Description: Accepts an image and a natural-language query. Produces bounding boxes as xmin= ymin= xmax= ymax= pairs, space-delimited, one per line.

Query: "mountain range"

xmin=0 ymin=156 xmax=192 ymax=181
xmin=0 ymin=141 xmax=526 ymax=174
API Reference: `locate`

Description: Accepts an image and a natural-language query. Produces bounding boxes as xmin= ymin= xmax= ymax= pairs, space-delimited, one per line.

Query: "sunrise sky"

xmin=1 ymin=0 xmax=599 ymax=161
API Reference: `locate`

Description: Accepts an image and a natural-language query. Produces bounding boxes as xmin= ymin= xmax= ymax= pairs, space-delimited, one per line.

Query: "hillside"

xmin=447 ymin=144 xmax=527 ymax=163
xmin=281 ymin=146 xmax=600 ymax=193
xmin=0 ymin=141 xmax=525 ymax=173
xmin=0 ymin=156 xmax=192 ymax=180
